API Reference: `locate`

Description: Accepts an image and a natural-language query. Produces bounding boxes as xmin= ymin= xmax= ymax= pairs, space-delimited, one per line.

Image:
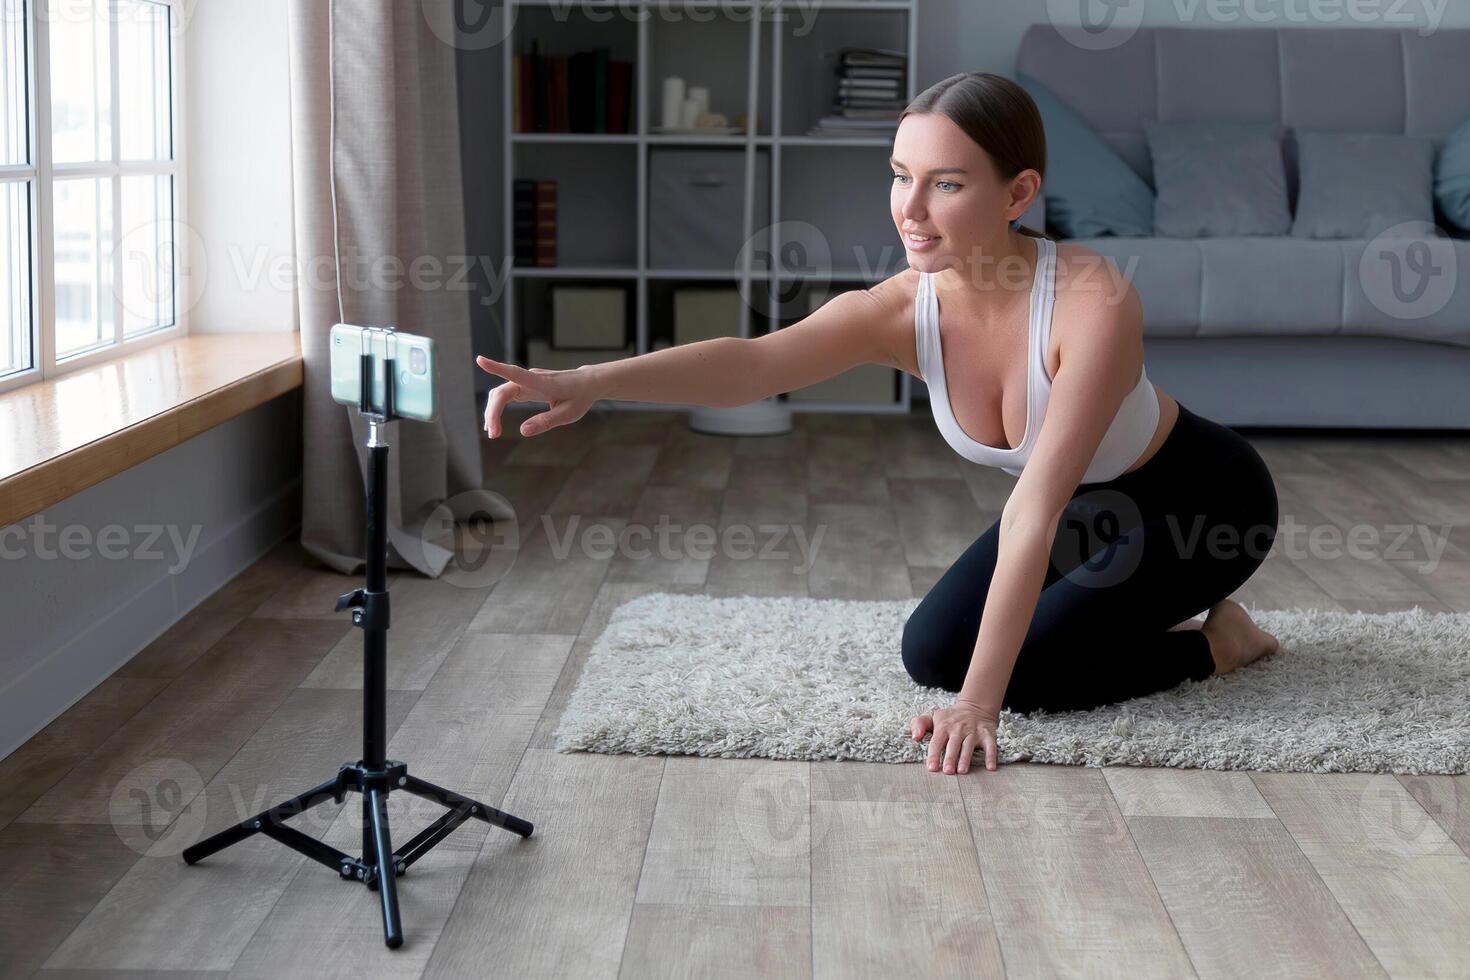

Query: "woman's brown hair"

xmin=898 ymin=72 xmax=1051 ymax=240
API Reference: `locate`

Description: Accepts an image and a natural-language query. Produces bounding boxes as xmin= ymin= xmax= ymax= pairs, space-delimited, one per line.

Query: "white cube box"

xmin=527 ymin=338 xmax=634 ymax=370
xmin=551 ymin=284 xmax=628 ymax=349
xmin=673 ymin=287 xmax=743 ymax=347
xmin=788 ymin=284 xmax=896 ymax=404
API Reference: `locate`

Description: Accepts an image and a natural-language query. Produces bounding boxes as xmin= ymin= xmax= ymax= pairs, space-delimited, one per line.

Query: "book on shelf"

xmin=513 ymin=178 xmax=558 ymax=266
xmin=804 ymin=114 xmax=901 ymax=138
xmin=808 ymin=115 xmax=903 ymax=129
xmin=835 ymin=96 xmax=906 ymax=109
xmin=513 ymin=40 xmax=633 ymax=134
xmin=839 ymin=77 xmax=903 ymax=92
xmin=513 ymin=179 xmax=533 ymax=261
xmin=831 ymin=107 xmax=904 ymax=119
xmin=843 ymin=66 xmax=907 ymax=80
xmin=839 ymin=47 xmax=907 ymax=68
xmin=831 ymin=44 xmax=907 ymax=124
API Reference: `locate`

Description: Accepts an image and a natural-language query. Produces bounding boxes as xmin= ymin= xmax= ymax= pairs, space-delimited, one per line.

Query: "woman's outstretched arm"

xmin=584 ymin=287 xmax=898 ymax=407
xmin=478 ymin=285 xmax=901 ymax=437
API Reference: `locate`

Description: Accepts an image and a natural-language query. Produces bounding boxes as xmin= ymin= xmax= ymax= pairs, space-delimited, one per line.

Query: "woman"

xmin=475 ymin=72 xmax=1282 ymax=778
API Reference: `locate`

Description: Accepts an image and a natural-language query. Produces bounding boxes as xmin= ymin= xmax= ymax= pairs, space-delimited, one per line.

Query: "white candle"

xmin=661 ymin=76 xmax=686 ymax=130
xmin=680 ymin=95 xmax=701 ymax=129
xmin=687 ymin=85 xmax=710 ymax=118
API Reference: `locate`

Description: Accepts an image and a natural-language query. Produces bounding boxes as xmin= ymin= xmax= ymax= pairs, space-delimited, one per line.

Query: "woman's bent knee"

xmin=900 ymin=613 xmax=964 ymax=692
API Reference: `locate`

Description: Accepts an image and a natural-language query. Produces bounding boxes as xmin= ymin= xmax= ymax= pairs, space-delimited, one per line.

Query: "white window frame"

xmin=0 ymin=0 xmax=188 ymax=396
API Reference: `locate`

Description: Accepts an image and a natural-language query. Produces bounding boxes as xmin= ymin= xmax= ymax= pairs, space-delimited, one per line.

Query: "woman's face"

xmin=889 ymin=112 xmax=1024 ymax=273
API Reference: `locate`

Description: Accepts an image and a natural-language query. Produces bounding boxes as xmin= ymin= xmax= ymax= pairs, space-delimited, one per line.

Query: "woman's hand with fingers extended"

xmin=475 ymin=355 xmax=599 ymax=438
xmin=909 ymin=698 xmax=1001 ymax=774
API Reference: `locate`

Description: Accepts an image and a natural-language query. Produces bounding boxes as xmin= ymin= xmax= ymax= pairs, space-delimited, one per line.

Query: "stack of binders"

xmin=806 ymin=46 xmax=908 ymax=139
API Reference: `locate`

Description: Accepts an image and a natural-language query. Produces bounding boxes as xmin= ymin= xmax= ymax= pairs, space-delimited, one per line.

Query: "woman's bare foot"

xmin=1200 ymin=598 xmax=1279 ymax=675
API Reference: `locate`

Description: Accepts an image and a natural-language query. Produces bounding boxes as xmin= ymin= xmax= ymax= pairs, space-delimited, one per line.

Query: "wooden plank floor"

xmin=3 ymin=405 xmax=1470 ymax=978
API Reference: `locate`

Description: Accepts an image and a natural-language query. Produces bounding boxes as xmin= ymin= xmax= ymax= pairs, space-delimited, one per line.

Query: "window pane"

xmin=53 ymin=176 xmax=113 ymax=358
xmin=2 ymin=0 xmax=27 ymax=166
xmin=50 ymin=0 xmax=111 ymax=164
xmin=120 ymin=172 xmax=171 ymax=335
xmin=1 ymin=180 xmax=31 ymax=376
xmin=118 ymin=0 xmax=169 ymax=160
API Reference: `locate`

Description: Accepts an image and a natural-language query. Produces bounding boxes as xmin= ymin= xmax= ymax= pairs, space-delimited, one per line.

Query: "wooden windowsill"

xmin=0 ymin=332 xmax=304 ymax=529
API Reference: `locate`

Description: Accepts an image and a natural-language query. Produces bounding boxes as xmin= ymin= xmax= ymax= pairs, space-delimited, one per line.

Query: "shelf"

xmin=512 ymin=134 xmax=894 ymax=147
xmin=645 ymin=8 xmax=772 ymax=138
xmin=646 ymin=134 xmax=756 ymax=144
xmin=503 ymin=0 xmax=917 ymax=412
xmin=647 ymin=268 xmax=745 ymax=279
xmin=511 ymin=133 xmax=640 ymax=143
xmin=779 ymin=135 xmax=895 ymax=146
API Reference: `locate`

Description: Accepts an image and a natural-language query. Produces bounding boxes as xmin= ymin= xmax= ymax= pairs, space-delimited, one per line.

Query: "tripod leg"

xmin=182 ymin=775 xmax=346 ymax=866
xmin=362 ymin=794 xmax=375 ymax=869
xmin=401 ymin=774 xmax=534 ymax=838
xmin=367 ymin=787 xmax=403 ymax=949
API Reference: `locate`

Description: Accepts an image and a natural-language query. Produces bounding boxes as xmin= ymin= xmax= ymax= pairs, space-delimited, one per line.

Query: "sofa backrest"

xmin=1016 ymin=25 xmax=1470 ymax=203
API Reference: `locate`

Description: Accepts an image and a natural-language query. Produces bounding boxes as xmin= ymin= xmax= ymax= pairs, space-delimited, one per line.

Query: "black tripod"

xmin=181 ymin=344 xmax=533 ymax=949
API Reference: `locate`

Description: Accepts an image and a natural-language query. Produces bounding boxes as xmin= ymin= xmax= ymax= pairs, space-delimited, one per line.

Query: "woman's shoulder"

xmin=1050 ymin=238 xmax=1140 ymax=322
xmin=865 ymin=266 xmax=922 ymax=310
xmin=834 ymin=268 xmax=924 ymax=377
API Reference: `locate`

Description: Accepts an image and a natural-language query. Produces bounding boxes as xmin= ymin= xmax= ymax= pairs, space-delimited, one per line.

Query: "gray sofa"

xmin=1012 ymin=24 xmax=1470 ymax=429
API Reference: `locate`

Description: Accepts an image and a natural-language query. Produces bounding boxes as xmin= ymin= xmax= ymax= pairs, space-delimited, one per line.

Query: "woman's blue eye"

xmin=937 ymin=180 xmax=958 ymax=192
xmin=893 ymin=172 xmax=910 ymax=184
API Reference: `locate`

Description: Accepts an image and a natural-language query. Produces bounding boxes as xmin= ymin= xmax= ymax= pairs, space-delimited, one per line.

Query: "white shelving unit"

xmin=501 ymin=0 xmax=919 ymax=414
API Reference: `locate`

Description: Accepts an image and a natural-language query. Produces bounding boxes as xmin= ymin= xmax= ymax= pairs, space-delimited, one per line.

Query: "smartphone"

xmin=329 ymin=324 xmax=439 ymax=422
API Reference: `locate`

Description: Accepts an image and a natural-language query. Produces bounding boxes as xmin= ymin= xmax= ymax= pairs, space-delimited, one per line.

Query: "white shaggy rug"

xmin=552 ymin=593 xmax=1470 ymax=774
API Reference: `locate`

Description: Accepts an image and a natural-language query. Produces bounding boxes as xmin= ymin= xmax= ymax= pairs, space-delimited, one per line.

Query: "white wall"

xmin=184 ymin=0 xmax=296 ymax=333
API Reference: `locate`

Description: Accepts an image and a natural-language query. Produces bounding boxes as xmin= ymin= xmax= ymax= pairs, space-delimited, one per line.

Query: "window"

xmin=0 ymin=0 xmax=185 ymax=395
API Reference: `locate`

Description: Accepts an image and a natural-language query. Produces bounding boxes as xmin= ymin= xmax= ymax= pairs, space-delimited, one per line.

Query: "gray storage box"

xmin=649 ymin=148 xmax=770 ymax=270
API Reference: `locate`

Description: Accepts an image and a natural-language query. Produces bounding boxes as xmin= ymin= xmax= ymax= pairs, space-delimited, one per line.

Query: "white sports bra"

xmin=915 ymin=235 xmax=1160 ymax=484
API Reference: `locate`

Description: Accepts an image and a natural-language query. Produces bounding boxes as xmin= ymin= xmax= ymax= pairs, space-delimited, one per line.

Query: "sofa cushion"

xmin=1071 ymin=237 xmax=1201 ymax=335
xmin=1343 ymin=233 xmax=1469 ymax=345
xmin=1436 ymin=116 xmax=1470 ymax=233
xmin=1291 ymin=132 xmax=1436 ymax=239
xmin=1145 ymin=121 xmax=1291 ymax=237
xmin=1073 ymin=236 xmax=1470 ymax=347
xmin=1015 ymin=71 xmax=1153 ymax=238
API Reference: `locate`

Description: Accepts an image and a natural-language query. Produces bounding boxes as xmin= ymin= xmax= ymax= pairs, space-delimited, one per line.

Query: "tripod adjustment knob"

xmin=335 ymin=588 xmax=391 ymax=631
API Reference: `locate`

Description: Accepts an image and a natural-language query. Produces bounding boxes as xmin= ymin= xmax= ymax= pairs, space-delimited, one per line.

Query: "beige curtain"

xmin=287 ymin=0 xmax=511 ymax=576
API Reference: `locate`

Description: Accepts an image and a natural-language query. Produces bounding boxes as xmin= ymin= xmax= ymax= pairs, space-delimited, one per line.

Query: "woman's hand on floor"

xmin=909 ymin=698 xmax=1000 ymax=774
xmin=476 ymin=356 xmax=597 ymax=438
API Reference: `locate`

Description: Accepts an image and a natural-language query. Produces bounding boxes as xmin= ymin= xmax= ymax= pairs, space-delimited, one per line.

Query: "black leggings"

xmin=901 ymin=401 xmax=1279 ymax=715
